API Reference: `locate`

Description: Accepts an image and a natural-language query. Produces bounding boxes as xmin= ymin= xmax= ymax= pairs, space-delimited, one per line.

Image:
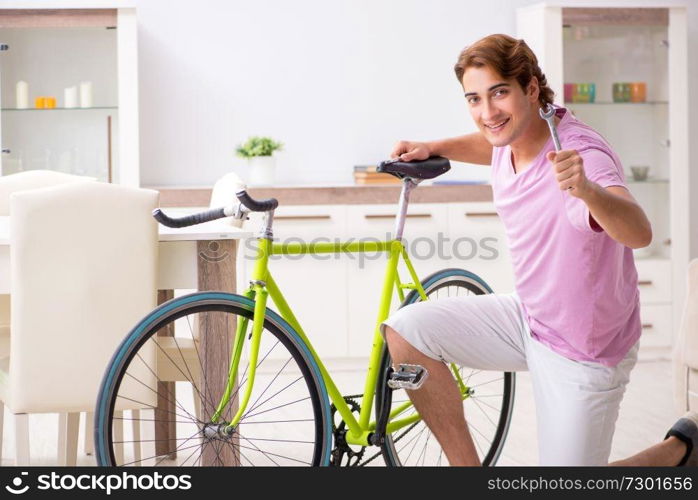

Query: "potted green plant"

xmin=235 ymin=136 xmax=283 ymax=186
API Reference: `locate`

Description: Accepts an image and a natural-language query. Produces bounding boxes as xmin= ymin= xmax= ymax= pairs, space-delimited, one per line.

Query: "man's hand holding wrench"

xmin=539 ymin=104 xmax=592 ymax=197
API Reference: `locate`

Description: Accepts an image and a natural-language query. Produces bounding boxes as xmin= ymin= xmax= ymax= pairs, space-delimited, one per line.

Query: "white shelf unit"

xmin=0 ymin=7 xmax=139 ymax=186
xmin=517 ymin=4 xmax=689 ymax=353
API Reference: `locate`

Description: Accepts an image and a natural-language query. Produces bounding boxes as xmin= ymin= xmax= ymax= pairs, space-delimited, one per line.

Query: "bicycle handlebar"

xmin=152 ymin=206 xmax=227 ymax=228
xmin=152 ymin=190 xmax=279 ymax=228
xmin=235 ymin=190 xmax=279 ymax=212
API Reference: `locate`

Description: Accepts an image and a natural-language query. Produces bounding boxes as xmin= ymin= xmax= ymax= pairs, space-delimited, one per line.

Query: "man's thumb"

xmin=546 ymin=151 xmax=557 ymax=162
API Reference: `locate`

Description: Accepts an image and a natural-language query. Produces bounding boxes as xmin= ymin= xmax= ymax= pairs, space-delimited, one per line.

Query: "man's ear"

xmin=527 ymin=76 xmax=540 ymax=103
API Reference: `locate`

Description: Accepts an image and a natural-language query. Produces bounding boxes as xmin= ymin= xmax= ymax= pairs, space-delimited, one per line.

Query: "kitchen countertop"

xmin=153 ymin=183 xmax=493 ymax=207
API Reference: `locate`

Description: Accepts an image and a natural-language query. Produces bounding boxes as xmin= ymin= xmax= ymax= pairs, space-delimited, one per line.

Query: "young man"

xmin=383 ymin=33 xmax=697 ymax=466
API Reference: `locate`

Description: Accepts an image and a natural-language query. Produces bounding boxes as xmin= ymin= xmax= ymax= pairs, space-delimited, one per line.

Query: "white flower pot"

xmin=248 ymin=156 xmax=276 ymax=187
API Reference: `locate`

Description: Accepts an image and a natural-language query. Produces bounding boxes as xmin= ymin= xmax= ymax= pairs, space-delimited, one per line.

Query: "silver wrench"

xmin=539 ymin=104 xmax=573 ymax=190
xmin=539 ymin=103 xmax=561 ymax=152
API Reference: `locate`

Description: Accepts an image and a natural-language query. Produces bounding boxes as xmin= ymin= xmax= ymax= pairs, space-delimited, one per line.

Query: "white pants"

xmin=381 ymin=292 xmax=639 ymax=465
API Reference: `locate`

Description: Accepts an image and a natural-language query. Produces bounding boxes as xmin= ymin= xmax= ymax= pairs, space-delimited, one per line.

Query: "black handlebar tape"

xmin=152 ymin=207 xmax=227 ymax=228
xmin=235 ymin=190 xmax=279 ymax=212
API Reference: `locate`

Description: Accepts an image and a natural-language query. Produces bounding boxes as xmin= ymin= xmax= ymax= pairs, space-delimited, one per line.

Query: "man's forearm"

xmin=427 ymin=132 xmax=492 ymax=165
xmin=581 ymin=183 xmax=652 ymax=249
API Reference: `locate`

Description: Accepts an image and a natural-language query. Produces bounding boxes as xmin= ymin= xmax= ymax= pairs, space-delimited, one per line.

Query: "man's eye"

xmin=467 ymin=96 xmax=479 ymax=104
xmin=494 ymin=89 xmax=508 ymax=97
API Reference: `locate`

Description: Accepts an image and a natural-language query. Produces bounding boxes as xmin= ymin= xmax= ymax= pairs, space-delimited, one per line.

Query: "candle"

xmin=79 ymin=81 xmax=93 ymax=108
xmin=16 ymin=81 xmax=28 ymax=109
xmin=64 ymin=86 xmax=78 ymax=108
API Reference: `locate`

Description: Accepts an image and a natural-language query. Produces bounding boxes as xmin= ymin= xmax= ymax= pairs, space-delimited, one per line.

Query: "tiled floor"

xmin=0 ymin=358 xmax=677 ymax=466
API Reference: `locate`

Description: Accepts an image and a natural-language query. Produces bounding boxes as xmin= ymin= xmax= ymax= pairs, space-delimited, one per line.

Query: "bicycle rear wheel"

xmin=95 ymin=292 xmax=332 ymax=466
xmin=376 ymin=268 xmax=515 ymax=466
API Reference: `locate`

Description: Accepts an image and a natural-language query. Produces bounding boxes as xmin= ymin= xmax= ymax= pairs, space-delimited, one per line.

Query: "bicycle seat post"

xmin=394 ymin=178 xmax=418 ymax=241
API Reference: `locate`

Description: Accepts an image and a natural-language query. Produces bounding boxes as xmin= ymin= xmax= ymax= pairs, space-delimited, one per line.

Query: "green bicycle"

xmin=95 ymin=156 xmax=516 ymax=466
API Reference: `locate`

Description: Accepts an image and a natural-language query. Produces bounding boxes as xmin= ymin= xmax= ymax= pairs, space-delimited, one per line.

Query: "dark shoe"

xmin=665 ymin=411 xmax=698 ymax=466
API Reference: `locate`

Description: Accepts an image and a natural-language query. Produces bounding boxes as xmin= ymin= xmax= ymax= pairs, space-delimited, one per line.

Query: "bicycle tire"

xmin=376 ymin=268 xmax=516 ymax=466
xmin=95 ymin=292 xmax=333 ymax=466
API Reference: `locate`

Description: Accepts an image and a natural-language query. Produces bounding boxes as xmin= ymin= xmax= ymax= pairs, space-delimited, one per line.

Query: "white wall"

xmin=135 ymin=0 xmax=532 ymax=187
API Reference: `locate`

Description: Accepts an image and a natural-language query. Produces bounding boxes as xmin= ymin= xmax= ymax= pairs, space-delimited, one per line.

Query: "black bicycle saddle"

xmin=376 ymin=156 xmax=451 ymax=180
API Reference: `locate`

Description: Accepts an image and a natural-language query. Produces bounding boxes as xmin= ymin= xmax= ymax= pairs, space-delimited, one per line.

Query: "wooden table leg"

xmin=197 ymin=239 xmax=240 ymax=466
xmin=155 ymin=289 xmax=177 ymax=460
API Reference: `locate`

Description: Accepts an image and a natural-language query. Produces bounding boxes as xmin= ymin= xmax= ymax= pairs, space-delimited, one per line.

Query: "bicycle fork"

xmin=207 ymin=283 xmax=266 ymax=432
xmin=210 ymin=229 xmax=274 ymax=431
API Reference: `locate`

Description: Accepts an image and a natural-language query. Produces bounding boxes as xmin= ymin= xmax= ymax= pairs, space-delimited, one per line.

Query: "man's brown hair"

xmin=454 ymin=34 xmax=554 ymax=107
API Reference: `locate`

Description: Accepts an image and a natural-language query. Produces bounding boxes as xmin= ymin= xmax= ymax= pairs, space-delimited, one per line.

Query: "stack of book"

xmin=353 ymin=165 xmax=402 ymax=185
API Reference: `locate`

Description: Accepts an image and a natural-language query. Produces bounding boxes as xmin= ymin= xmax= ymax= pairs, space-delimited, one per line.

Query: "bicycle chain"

xmin=330 ymin=394 xmax=366 ymax=466
xmin=329 ymin=393 xmax=399 ymax=467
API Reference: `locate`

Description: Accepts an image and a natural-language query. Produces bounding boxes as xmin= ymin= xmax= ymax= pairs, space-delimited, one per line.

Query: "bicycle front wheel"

xmin=376 ymin=268 xmax=516 ymax=466
xmin=95 ymin=292 xmax=332 ymax=466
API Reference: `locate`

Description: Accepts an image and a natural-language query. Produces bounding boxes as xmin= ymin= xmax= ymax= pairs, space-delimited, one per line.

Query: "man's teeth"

xmin=486 ymin=119 xmax=508 ymax=129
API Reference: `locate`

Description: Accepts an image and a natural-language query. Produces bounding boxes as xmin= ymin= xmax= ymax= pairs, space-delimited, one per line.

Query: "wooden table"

xmin=0 ymin=212 xmax=252 ymax=465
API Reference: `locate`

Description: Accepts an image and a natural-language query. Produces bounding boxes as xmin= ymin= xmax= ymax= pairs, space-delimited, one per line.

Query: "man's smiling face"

xmin=462 ymin=65 xmax=539 ymax=148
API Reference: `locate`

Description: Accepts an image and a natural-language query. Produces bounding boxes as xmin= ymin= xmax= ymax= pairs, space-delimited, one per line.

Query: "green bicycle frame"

xmin=211 ymin=235 xmax=460 ymax=447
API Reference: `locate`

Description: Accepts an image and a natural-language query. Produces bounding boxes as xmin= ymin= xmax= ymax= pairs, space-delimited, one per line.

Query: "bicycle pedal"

xmin=387 ymin=364 xmax=428 ymax=390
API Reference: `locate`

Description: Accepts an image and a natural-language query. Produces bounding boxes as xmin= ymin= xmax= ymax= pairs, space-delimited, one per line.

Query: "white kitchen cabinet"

xmin=638 ymin=303 xmax=673 ymax=348
xmin=635 ymin=258 xmax=673 ymax=353
xmin=0 ymin=7 xmax=139 ymax=186
xmin=635 ymin=259 xmax=672 ymax=305
xmin=517 ymin=4 xmax=689 ymax=353
xmin=447 ymin=202 xmax=514 ymax=295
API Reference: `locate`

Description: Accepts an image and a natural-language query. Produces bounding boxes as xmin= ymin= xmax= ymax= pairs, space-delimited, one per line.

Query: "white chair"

xmin=0 ymin=170 xmax=94 ymax=359
xmin=674 ymin=258 xmax=698 ymax=413
xmin=0 ymin=170 xmax=94 ymax=216
xmin=0 ymin=171 xmax=95 ymax=462
xmin=0 ymin=181 xmax=158 ymax=465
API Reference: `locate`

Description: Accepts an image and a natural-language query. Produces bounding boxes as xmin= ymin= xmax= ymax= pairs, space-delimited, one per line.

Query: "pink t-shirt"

xmin=491 ymin=106 xmax=641 ymax=367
